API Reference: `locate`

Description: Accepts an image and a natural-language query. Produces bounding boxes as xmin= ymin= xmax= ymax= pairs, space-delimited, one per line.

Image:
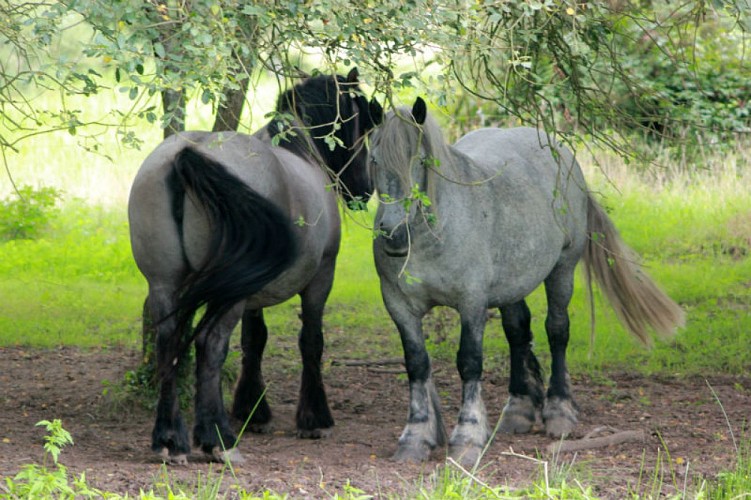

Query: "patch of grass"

xmin=705 ymin=438 xmax=751 ymax=498
xmin=0 ymin=202 xmax=143 ymax=347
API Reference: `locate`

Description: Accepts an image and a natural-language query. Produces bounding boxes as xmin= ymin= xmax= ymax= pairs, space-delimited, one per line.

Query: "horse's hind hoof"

xmin=297 ymin=427 xmax=332 ymax=439
xmin=157 ymin=448 xmax=188 ymax=466
xmin=448 ymin=444 xmax=484 ymax=468
xmin=210 ymin=447 xmax=246 ymax=464
xmin=248 ymin=421 xmax=272 ymax=434
xmin=499 ymin=395 xmax=538 ymax=434
xmin=393 ymin=442 xmax=432 ymax=463
xmin=543 ymin=396 xmax=578 ymax=438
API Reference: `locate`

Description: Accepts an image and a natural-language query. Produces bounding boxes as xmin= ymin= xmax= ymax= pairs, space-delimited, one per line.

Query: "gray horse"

xmin=128 ymin=69 xmax=381 ymax=464
xmin=370 ymin=97 xmax=684 ymax=465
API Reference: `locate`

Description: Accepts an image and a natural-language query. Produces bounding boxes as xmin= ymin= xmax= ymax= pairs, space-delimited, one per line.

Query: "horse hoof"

xmin=448 ymin=444 xmax=484 ymax=468
xmin=297 ymin=427 xmax=332 ymax=439
xmin=249 ymin=422 xmax=272 ymax=434
xmin=499 ymin=396 xmax=537 ymax=434
xmin=157 ymin=448 xmax=188 ymax=466
xmin=393 ymin=442 xmax=432 ymax=463
xmin=211 ymin=447 xmax=246 ymax=464
xmin=543 ymin=396 xmax=578 ymax=438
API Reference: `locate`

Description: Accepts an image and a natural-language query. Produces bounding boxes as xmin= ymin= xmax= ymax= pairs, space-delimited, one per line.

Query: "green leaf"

xmin=153 ymin=42 xmax=166 ymax=59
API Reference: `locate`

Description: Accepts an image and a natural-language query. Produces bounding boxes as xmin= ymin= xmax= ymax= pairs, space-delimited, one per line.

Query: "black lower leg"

xmin=501 ymin=301 xmax=544 ymax=407
xmin=152 ymin=321 xmax=191 ymax=456
xmin=193 ymin=333 xmax=237 ymax=454
xmin=232 ymin=309 xmax=271 ymax=425
xmin=297 ymin=312 xmax=333 ymax=432
xmin=546 ymin=311 xmax=572 ymax=400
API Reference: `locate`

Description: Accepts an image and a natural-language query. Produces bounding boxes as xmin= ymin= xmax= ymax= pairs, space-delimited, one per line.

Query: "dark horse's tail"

xmin=167 ymin=147 xmax=297 ymax=344
xmin=583 ymin=194 xmax=684 ymax=344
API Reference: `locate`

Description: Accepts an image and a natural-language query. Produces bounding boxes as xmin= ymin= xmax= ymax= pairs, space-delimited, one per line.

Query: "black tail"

xmin=168 ymin=147 xmax=297 ymax=342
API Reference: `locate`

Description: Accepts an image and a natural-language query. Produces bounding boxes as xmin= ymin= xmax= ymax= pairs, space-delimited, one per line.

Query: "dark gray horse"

xmin=370 ymin=97 xmax=685 ymax=466
xmin=128 ymin=69 xmax=381 ymax=464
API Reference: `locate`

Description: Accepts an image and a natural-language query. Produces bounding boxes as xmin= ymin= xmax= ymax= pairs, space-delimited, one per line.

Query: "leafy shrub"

xmin=0 ymin=185 xmax=62 ymax=240
xmin=1 ymin=419 xmax=102 ymax=499
xmin=611 ymin=14 xmax=751 ymax=143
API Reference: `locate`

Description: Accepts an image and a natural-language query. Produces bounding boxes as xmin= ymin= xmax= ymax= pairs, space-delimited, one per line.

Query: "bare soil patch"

xmin=1 ymin=346 xmax=749 ymax=498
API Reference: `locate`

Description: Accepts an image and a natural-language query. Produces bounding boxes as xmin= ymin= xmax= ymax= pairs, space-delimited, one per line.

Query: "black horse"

xmin=128 ymin=69 xmax=382 ymax=463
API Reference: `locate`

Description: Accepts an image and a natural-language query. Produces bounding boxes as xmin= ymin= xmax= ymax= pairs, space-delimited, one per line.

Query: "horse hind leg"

xmin=148 ymin=289 xmax=192 ymax=465
xmin=499 ymin=300 xmax=545 ymax=435
xmin=541 ymin=265 xmax=579 ymax=438
xmin=295 ymin=265 xmax=335 ymax=438
xmin=231 ymin=308 xmax=273 ymax=433
xmin=192 ymin=303 xmax=245 ymax=463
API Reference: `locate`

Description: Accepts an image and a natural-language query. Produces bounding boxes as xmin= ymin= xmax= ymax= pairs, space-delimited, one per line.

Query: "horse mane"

xmin=372 ymin=106 xmax=455 ymax=208
xmin=268 ymin=74 xmax=367 ymax=173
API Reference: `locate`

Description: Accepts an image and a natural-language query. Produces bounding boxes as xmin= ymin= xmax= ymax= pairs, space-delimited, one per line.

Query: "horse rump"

xmin=168 ymin=146 xmax=298 ymax=339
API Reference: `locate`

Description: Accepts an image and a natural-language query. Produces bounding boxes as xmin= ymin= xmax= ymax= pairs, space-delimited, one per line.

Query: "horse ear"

xmin=411 ymin=97 xmax=427 ymax=125
xmin=346 ymin=67 xmax=359 ymax=84
xmin=369 ymin=98 xmax=384 ymax=126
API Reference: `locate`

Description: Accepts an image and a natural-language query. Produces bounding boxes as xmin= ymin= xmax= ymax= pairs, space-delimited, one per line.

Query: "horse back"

xmin=129 ymin=131 xmax=340 ymax=308
xmin=395 ymin=127 xmax=589 ymax=307
xmin=452 ymin=127 xmax=588 ymax=237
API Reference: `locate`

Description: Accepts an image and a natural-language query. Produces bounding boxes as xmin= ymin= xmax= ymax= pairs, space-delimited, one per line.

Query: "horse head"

xmin=370 ymin=97 xmax=434 ymax=257
xmin=275 ymin=68 xmax=383 ymax=208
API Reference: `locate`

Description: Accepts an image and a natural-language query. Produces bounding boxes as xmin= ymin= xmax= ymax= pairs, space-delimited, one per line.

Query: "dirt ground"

xmin=0 ymin=345 xmax=749 ymax=498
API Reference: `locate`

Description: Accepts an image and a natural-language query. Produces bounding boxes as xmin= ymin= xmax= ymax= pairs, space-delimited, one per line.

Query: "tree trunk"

xmin=212 ymin=15 xmax=257 ymax=133
xmin=211 ymin=79 xmax=249 ymax=132
xmin=161 ymin=88 xmax=186 ymax=139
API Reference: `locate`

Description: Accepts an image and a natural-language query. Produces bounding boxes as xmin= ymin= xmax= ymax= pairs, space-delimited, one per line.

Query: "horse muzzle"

xmin=376 ymin=223 xmax=409 ymax=257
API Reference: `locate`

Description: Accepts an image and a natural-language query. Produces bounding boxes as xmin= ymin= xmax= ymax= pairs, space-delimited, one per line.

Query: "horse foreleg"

xmin=150 ymin=292 xmax=191 ymax=464
xmin=542 ymin=268 xmax=578 ymax=438
xmin=295 ymin=266 xmax=335 ymax=438
xmin=232 ymin=308 xmax=272 ymax=432
xmin=389 ymin=303 xmax=446 ymax=462
xmin=448 ymin=306 xmax=492 ymax=467
xmin=193 ymin=304 xmax=244 ymax=462
xmin=499 ymin=300 xmax=545 ymax=434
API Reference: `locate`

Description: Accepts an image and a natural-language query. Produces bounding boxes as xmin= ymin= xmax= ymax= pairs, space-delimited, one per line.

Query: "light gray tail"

xmin=583 ymin=195 xmax=685 ymax=344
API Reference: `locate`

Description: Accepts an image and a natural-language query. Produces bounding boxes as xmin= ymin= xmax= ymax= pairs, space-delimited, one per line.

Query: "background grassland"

xmin=1 ymin=135 xmax=750 ymax=379
xmin=1 ymin=78 xmax=750 ymax=377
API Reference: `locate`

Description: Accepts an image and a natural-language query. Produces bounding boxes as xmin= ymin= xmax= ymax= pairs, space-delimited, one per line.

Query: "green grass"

xmin=2 ymin=152 xmax=751 ymax=371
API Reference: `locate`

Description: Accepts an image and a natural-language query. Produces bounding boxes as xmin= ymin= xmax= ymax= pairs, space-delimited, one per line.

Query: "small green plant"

xmin=0 ymin=185 xmax=62 ymax=240
xmin=1 ymin=419 xmax=102 ymax=499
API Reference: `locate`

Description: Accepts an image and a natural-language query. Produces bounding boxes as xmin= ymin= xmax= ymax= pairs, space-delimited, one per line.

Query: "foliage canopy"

xmin=1 ymin=0 xmax=750 ymax=167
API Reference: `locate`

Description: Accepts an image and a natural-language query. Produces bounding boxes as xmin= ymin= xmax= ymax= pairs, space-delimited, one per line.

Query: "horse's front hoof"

xmin=297 ymin=427 xmax=332 ymax=439
xmin=248 ymin=421 xmax=272 ymax=434
xmin=499 ymin=395 xmax=538 ymax=434
xmin=448 ymin=444 xmax=484 ymax=468
xmin=393 ymin=442 xmax=432 ymax=463
xmin=156 ymin=447 xmax=188 ymax=466
xmin=210 ymin=447 xmax=246 ymax=464
xmin=543 ymin=396 xmax=578 ymax=438
xmin=232 ymin=398 xmax=272 ymax=430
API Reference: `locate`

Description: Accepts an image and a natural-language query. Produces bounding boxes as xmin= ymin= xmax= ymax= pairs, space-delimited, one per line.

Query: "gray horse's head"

xmin=274 ymin=68 xmax=383 ymax=209
xmin=369 ymin=97 xmax=451 ymax=256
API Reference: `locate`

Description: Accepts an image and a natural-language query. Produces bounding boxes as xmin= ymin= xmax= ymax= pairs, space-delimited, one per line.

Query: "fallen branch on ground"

xmin=547 ymin=427 xmax=645 ymax=454
xmin=331 ymin=357 xmax=403 ymax=367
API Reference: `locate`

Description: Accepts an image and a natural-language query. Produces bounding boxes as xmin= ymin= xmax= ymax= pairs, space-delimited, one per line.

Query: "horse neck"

xmin=260 ymin=118 xmax=329 ymax=168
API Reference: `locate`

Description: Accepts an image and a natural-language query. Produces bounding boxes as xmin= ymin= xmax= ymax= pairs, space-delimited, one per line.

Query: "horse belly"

xmin=244 ymin=250 xmax=328 ymax=308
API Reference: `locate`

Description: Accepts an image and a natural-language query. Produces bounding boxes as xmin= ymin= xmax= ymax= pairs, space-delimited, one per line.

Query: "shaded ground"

xmin=0 ymin=345 xmax=749 ymax=498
